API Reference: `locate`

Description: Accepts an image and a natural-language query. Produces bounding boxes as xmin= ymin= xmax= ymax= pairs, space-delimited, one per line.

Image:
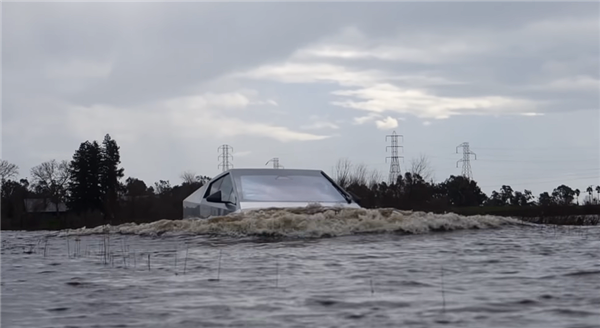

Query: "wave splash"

xmin=61 ymin=205 xmax=528 ymax=238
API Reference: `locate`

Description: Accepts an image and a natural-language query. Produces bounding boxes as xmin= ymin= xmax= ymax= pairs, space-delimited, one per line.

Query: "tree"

xmin=399 ymin=171 xmax=435 ymax=209
xmin=180 ymin=171 xmax=198 ymax=185
xmin=438 ymin=175 xmax=487 ymax=207
xmin=154 ymin=180 xmax=172 ymax=196
xmin=596 ymin=186 xmax=600 ymax=204
xmin=499 ymin=185 xmax=514 ymax=205
xmin=1 ymin=178 xmax=30 ymax=228
xmin=67 ymin=141 xmax=103 ymax=215
xmin=333 ymin=158 xmax=353 ymax=189
xmin=485 ymin=190 xmax=504 ymax=206
xmin=30 ymin=159 xmax=70 ymax=216
xmin=551 ymin=184 xmax=575 ymax=206
xmin=574 ymin=189 xmax=580 ymax=205
xmin=124 ymin=177 xmax=153 ymax=218
xmin=511 ymin=189 xmax=534 ymax=206
xmin=523 ymin=189 xmax=534 ymax=205
xmin=409 ymin=153 xmax=434 ymax=182
xmin=367 ymin=169 xmax=383 ymax=189
xmin=538 ymin=192 xmax=553 ymax=206
xmin=100 ymin=134 xmax=125 ymax=222
xmin=125 ymin=177 xmax=150 ymax=196
xmin=0 ymin=159 xmax=19 ymax=186
xmin=180 ymin=171 xmax=211 ymax=185
xmin=586 ymin=185 xmax=593 ymax=201
xmin=349 ymin=163 xmax=369 ymax=186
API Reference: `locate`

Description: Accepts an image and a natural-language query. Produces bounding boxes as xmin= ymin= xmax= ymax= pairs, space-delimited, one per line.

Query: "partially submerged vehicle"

xmin=183 ymin=168 xmax=361 ymax=219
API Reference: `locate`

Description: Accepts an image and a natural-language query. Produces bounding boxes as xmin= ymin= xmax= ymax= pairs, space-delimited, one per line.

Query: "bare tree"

xmin=349 ymin=163 xmax=369 ymax=186
xmin=180 ymin=170 xmax=211 ymax=185
xmin=334 ymin=158 xmax=383 ymax=189
xmin=367 ymin=169 xmax=383 ymax=188
xmin=30 ymin=159 xmax=70 ymax=215
xmin=334 ymin=158 xmax=353 ymax=188
xmin=409 ymin=153 xmax=434 ymax=182
xmin=180 ymin=170 xmax=198 ymax=184
xmin=0 ymin=159 xmax=19 ymax=184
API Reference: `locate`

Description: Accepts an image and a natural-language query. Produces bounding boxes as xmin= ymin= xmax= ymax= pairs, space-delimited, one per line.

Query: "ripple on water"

xmin=46 ymin=307 xmax=70 ymax=312
xmin=1 ymin=222 xmax=600 ymax=328
xmin=562 ymin=270 xmax=600 ymax=277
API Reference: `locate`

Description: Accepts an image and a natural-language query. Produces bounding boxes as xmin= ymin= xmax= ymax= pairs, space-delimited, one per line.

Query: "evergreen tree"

xmin=67 ymin=140 xmax=103 ymax=215
xmin=438 ymin=175 xmax=487 ymax=207
xmin=538 ymin=192 xmax=553 ymax=206
xmin=99 ymin=134 xmax=124 ymax=222
xmin=551 ymin=184 xmax=576 ymax=206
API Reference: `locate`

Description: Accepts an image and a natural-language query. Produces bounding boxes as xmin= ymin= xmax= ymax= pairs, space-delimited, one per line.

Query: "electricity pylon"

xmin=266 ymin=157 xmax=284 ymax=169
xmin=218 ymin=144 xmax=233 ymax=172
xmin=456 ymin=142 xmax=476 ymax=180
xmin=386 ymin=131 xmax=404 ymax=185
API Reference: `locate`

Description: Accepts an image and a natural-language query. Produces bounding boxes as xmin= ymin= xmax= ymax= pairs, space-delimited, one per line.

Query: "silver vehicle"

xmin=183 ymin=168 xmax=362 ymax=219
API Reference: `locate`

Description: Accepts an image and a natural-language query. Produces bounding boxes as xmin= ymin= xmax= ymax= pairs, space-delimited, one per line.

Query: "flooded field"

xmin=2 ymin=207 xmax=599 ymax=328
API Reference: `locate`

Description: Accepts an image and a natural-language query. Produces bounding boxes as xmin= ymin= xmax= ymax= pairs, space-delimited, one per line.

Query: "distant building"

xmin=24 ymin=198 xmax=68 ymax=215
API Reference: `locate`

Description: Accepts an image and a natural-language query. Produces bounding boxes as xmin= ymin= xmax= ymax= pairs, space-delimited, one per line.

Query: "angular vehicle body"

xmin=183 ymin=168 xmax=361 ymax=219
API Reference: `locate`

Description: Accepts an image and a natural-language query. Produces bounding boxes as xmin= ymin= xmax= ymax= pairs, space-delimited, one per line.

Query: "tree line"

xmin=0 ymin=134 xmax=211 ymax=230
xmin=1 ymin=136 xmax=599 ymax=230
xmin=332 ymin=156 xmax=600 ymax=209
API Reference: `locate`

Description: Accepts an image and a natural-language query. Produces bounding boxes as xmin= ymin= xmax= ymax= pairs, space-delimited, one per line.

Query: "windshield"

xmin=236 ymin=174 xmax=348 ymax=203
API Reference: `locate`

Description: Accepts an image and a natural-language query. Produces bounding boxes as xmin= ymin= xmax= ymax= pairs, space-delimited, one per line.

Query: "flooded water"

xmin=2 ymin=207 xmax=599 ymax=328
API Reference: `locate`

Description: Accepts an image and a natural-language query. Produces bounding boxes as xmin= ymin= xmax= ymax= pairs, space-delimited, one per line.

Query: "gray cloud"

xmin=3 ymin=2 xmax=598 ymax=196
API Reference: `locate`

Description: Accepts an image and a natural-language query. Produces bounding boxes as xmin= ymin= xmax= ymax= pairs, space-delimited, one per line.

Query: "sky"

xmin=2 ymin=1 xmax=599 ymax=199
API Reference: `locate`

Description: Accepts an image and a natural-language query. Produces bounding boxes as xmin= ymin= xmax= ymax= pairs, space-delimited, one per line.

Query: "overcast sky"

xmin=3 ymin=2 xmax=599 ymax=198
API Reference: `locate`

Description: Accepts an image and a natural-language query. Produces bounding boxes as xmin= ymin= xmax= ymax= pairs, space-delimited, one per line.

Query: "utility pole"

xmin=456 ymin=142 xmax=476 ymax=180
xmin=218 ymin=144 xmax=233 ymax=172
xmin=266 ymin=157 xmax=284 ymax=169
xmin=385 ymin=130 xmax=403 ymax=185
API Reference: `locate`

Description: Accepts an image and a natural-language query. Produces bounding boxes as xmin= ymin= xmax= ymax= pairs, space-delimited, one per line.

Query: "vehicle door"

xmin=199 ymin=173 xmax=238 ymax=218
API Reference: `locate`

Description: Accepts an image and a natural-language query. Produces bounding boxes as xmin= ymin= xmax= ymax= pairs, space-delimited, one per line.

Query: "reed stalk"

xmin=441 ymin=266 xmax=446 ymax=312
xmin=183 ymin=245 xmax=189 ymax=275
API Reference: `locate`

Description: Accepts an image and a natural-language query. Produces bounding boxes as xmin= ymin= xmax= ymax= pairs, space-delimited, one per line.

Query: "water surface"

xmin=2 ymin=208 xmax=599 ymax=327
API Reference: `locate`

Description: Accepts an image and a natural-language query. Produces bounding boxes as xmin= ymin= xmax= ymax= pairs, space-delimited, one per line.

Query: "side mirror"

xmin=206 ymin=190 xmax=223 ymax=203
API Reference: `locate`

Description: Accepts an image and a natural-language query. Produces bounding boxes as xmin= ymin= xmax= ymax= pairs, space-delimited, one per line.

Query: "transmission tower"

xmin=266 ymin=157 xmax=284 ymax=169
xmin=456 ymin=142 xmax=476 ymax=180
xmin=218 ymin=144 xmax=233 ymax=172
xmin=385 ymin=130 xmax=404 ymax=185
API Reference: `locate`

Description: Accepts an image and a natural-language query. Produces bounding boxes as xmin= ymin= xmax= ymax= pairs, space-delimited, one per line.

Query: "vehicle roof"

xmin=208 ymin=168 xmax=330 ymax=181
xmin=225 ymin=168 xmax=325 ymax=175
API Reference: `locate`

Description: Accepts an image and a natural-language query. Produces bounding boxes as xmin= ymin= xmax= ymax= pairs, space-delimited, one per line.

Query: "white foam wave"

xmin=60 ymin=206 xmax=530 ymax=238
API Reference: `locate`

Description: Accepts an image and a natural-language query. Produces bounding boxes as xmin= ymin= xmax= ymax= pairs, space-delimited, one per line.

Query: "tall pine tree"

xmin=67 ymin=141 xmax=103 ymax=215
xmin=100 ymin=134 xmax=124 ymax=222
xmin=67 ymin=135 xmax=124 ymax=223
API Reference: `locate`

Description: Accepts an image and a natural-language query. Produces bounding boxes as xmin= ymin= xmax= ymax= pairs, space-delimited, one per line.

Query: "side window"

xmin=204 ymin=174 xmax=236 ymax=204
xmin=220 ymin=175 xmax=236 ymax=204
xmin=206 ymin=177 xmax=224 ymax=197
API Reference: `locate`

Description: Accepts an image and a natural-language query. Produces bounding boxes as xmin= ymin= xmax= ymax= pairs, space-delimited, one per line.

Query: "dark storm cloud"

xmin=6 ymin=2 xmax=597 ymax=108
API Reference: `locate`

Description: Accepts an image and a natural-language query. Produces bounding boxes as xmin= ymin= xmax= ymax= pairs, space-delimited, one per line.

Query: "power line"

xmin=385 ymin=130 xmax=403 ymax=185
xmin=471 ymin=146 xmax=598 ymax=151
xmin=266 ymin=157 xmax=284 ymax=169
xmin=456 ymin=142 xmax=476 ymax=180
xmin=478 ymin=175 xmax=600 ymax=189
xmin=473 ymin=169 xmax=600 ymax=182
xmin=430 ymin=155 xmax=598 ymax=163
xmin=218 ymin=144 xmax=233 ymax=172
